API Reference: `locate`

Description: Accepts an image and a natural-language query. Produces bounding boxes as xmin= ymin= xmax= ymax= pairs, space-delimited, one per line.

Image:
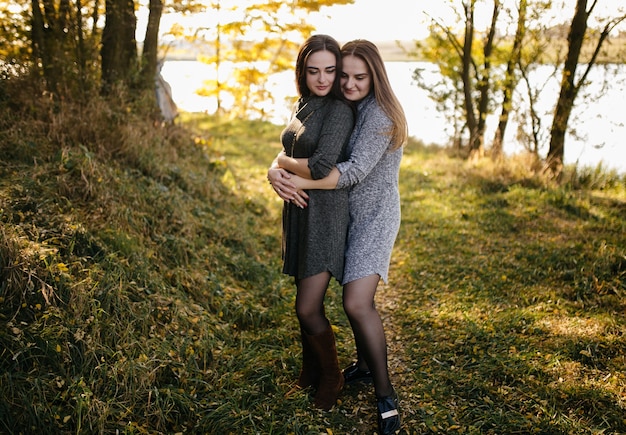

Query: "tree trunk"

xmin=546 ymin=0 xmax=590 ymax=178
xmin=91 ymin=0 xmax=99 ymax=34
xmin=75 ymin=0 xmax=87 ymax=95
xmin=492 ymin=0 xmax=526 ymax=159
xmin=31 ymin=0 xmax=60 ymax=94
xmin=473 ymin=0 xmax=500 ymax=159
xmin=101 ymin=0 xmax=137 ymax=91
xmin=140 ymin=0 xmax=163 ymax=85
xmin=462 ymin=1 xmax=479 ymax=156
xmin=31 ymin=0 xmax=47 ymax=85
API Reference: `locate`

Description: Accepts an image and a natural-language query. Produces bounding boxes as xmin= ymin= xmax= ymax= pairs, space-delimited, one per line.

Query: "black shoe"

xmin=343 ymin=362 xmax=373 ymax=384
xmin=377 ymin=389 xmax=401 ymax=434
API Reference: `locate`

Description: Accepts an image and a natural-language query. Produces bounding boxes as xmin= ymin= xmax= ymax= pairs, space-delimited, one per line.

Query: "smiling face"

xmin=305 ymin=50 xmax=337 ymax=97
xmin=340 ymin=54 xmax=372 ymax=102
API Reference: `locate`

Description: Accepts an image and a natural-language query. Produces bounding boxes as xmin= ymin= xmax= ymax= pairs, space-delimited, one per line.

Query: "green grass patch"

xmin=1 ymin=95 xmax=625 ymax=434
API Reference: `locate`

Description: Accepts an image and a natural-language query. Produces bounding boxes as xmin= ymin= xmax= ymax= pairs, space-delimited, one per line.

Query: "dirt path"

xmin=336 ymin=273 xmax=421 ymax=433
xmin=377 ymin=280 xmax=422 ymax=434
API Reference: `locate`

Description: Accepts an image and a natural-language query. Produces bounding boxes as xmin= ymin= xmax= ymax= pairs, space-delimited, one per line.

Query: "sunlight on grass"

xmin=539 ymin=315 xmax=605 ymax=337
xmin=392 ymin=143 xmax=625 ymax=434
xmin=1 ymin=106 xmax=624 ymax=433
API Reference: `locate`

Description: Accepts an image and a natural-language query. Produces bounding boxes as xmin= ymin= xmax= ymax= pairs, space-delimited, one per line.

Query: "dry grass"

xmin=1 ymin=90 xmax=625 ymax=434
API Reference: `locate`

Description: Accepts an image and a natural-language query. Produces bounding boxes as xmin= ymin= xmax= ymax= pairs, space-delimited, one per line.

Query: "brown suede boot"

xmin=297 ymin=326 xmax=320 ymax=388
xmin=307 ymin=325 xmax=344 ymax=411
xmin=286 ymin=327 xmax=320 ymax=397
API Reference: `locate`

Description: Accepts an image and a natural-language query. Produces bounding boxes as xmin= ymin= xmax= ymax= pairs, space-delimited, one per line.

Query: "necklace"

xmin=290 ymin=105 xmax=315 ymax=157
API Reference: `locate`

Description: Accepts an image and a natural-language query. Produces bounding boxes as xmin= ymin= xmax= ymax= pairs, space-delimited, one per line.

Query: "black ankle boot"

xmin=377 ymin=389 xmax=401 ymax=434
xmin=343 ymin=361 xmax=373 ymax=384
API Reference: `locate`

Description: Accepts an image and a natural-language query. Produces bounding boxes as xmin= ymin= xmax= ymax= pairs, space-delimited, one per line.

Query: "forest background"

xmin=1 ymin=0 xmax=626 ymax=433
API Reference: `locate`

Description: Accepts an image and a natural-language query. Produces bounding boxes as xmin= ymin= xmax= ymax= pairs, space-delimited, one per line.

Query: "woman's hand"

xmin=289 ymin=174 xmax=308 ymax=190
xmin=267 ymin=167 xmax=293 ymax=201
xmin=267 ymin=167 xmax=309 ymax=207
xmin=288 ymin=175 xmax=310 ymax=208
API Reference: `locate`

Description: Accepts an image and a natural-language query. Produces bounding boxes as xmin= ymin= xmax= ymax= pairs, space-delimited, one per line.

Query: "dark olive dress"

xmin=281 ymin=95 xmax=354 ymax=281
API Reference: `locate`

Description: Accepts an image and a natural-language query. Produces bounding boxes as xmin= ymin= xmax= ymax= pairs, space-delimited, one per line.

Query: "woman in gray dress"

xmin=271 ymin=40 xmax=407 ymax=435
xmin=267 ymin=34 xmax=354 ymax=411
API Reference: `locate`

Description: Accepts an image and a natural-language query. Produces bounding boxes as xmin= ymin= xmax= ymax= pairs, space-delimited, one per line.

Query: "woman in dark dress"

xmin=267 ymin=34 xmax=354 ymax=411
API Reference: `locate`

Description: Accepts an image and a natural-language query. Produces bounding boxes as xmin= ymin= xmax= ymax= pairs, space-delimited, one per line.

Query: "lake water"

xmin=161 ymin=60 xmax=626 ymax=174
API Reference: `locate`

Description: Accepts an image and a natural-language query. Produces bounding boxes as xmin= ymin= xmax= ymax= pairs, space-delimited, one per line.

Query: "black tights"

xmin=295 ymin=272 xmax=332 ymax=336
xmin=343 ymin=274 xmax=393 ymax=398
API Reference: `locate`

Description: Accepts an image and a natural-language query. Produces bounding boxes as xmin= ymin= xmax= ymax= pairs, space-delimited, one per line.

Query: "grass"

xmin=0 ymin=92 xmax=625 ymax=434
xmin=389 ymin=153 xmax=625 ymax=434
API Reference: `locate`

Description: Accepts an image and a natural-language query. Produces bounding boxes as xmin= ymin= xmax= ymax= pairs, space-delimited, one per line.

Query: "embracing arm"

xmin=290 ymin=167 xmax=340 ymax=190
xmin=268 ymin=99 xmax=353 ymax=204
xmin=334 ymin=100 xmax=393 ymax=189
xmin=277 ymin=152 xmax=311 ymax=179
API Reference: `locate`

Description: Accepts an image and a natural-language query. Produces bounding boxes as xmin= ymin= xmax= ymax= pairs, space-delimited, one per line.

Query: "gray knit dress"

xmin=336 ymin=94 xmax=402 ymax=285
xmin=281 ymin=95 xmax=354 ymax=281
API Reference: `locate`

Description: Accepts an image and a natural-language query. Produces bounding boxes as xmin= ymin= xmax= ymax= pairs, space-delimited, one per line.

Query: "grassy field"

xmin=1 ymin=103 xmax=625 ymax=434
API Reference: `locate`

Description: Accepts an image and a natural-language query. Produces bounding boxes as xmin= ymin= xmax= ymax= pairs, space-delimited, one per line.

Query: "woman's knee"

xmin=342 ymin=275 xmax=379 ymax=318
xmin=296 ymin=305 xmax=323 ymax=325
xmin=343 ymin=296 xmax=372 ymax=320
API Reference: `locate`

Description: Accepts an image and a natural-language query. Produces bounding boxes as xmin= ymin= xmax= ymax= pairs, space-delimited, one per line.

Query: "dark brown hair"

xmin=295 ymin=34 xmax=344 ymax=99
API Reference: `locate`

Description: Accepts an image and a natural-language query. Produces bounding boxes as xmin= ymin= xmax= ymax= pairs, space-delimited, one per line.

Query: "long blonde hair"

xmin=341 ymin=40 xmax=408 ymax=150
